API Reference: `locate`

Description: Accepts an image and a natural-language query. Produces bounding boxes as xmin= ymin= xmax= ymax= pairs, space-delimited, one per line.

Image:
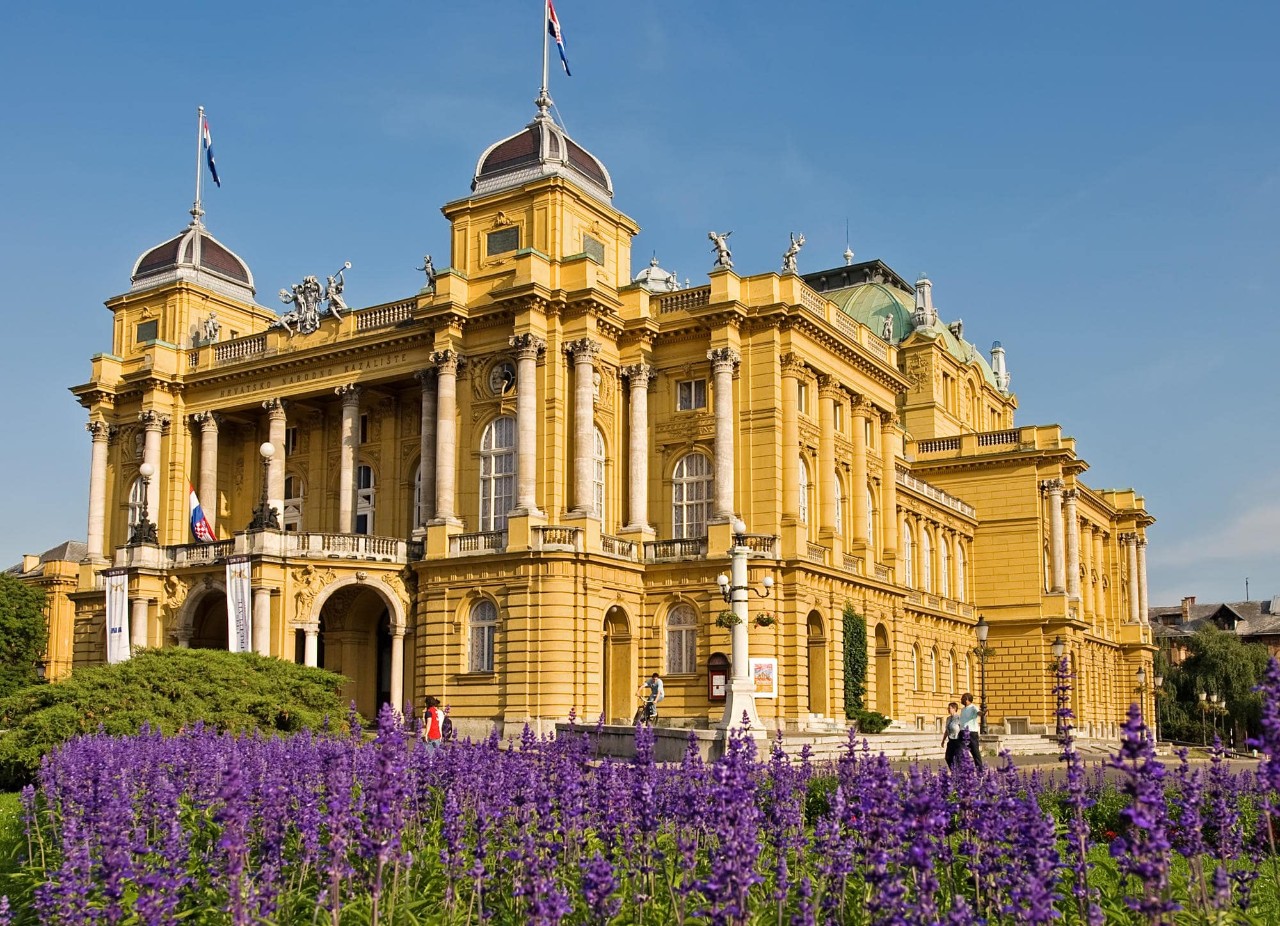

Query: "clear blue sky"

xmin=2 ymin=2 xmax=1276 ymax=606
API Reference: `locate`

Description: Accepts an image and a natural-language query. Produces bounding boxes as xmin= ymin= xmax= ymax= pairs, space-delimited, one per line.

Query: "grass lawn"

xmin=0 ymin=791 xmax=26 ymax=905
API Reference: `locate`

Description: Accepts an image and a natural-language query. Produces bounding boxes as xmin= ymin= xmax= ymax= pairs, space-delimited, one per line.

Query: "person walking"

xmin=423 ymin=695 xmax=444 ymax=751
xmin=958 ymin=692 xmax=984 ymax=771
xmin=942 ymin=701 xmax=962 ymax=769
xmin=636 ymin=672 xmax=665 ymax=724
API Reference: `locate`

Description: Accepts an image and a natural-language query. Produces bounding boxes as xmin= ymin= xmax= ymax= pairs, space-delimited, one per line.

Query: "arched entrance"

xmin=602 ymin=606 xmax=633 ymax=724
xmin=874 ymin=623 xmax=892 ymax=716
xmin=806 ymin=611 xmax=828 ymax=717
xmin=190 ymin=592 xmax=229 ymax=650
xmin=317 ymin=585 xmax=395 ymax=720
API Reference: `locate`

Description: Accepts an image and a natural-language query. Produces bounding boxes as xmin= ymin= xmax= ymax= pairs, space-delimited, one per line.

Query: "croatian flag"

xmin=189 ymin=483 xmax=216 ymax=543
xmin=547 ymin=0 xmax=571 ymax=76
xmin=202 ymin=117 xmax=221 ymax=187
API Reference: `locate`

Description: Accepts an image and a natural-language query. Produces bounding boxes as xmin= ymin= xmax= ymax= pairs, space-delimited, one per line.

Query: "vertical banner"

xmin=225 ymin=555 xmax=253 ymax=653
xmin=104 ymin=568 xmax=132 ymax=663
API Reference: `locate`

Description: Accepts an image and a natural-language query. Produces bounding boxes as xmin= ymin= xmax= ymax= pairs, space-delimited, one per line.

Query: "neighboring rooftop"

xmin=5 ymin=540 xmax=86 ymax=578
xmin=1149 ymin=596 xmax=1280 ymax=639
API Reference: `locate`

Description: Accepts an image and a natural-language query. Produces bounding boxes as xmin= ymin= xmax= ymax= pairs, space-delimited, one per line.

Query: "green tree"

xmin=1163 ymin=626 xmax=1269 ymax=746
xmin=0 ymin=648 xmax=350 ymax=789
xmin=843 ymin=603 xmax=867 ymax=718
xmin=0 ymin=573 xmax=47 ymax=699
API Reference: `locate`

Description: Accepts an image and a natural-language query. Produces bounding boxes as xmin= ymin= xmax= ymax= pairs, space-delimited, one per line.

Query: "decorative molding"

xmin=707 ymin=347 xmax=741 ymax=373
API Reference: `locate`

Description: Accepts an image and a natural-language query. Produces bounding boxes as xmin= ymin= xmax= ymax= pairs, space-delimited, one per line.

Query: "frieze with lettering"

xmin=214 ymin=353 xmax=413 ymax=400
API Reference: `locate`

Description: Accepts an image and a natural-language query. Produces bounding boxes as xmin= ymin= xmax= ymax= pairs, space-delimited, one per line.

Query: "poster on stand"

xmin=225 ymin=555 xmax=253 ymax=653
xmin=751 ymin=658 xmax=778 ymax=698
xmin=104 ymin=568 xmax=131 ymax=664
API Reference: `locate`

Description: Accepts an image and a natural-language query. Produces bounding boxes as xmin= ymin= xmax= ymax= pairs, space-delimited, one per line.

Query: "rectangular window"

xmin=676 ymin=379 xmax=707 ymax=411
xmin=136 ymin=320 xmax=158 ymax=344
xmin=582 ymin=234 xmax=605 ymax=264
xmin=833 ymin=403 xmax=844 ymax=433
xmin=283 ymin=427 xmax=298 ymax=456
xmin=667 ymin=628 xmax=697 ymax=675
xmin=487 ymin=227 xmax=519 ymax=256
xmin=470 ymin=624 xmax=495 ymax=673
xmin=359 ymin=414 xmax=369 ymax=444
xmin=797 ymin=382 xmax=809 ymax=415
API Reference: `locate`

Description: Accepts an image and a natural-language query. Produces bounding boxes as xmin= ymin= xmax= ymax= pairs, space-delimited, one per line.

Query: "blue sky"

xmin=1 ymin=2 xmax=1276 ymax=606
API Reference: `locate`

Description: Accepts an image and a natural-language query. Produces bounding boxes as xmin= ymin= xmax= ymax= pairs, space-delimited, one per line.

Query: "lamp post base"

xmin=717 ymin=677 xmax=763 ymax=731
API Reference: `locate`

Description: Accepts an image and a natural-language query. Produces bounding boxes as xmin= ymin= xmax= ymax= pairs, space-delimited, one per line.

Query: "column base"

xmin=717 ymin=677 xmax=763 ymax=731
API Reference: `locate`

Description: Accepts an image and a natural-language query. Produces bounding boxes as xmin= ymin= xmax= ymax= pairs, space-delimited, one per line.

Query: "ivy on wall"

xmin=842 ymin=602 xmax=867 ymax=719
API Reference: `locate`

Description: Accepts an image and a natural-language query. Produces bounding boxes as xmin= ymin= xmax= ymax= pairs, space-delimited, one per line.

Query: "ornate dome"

xmin=129 ymin=222 xmax=256 ymax=302
xmin=472 ymin=101 xmax=613 ymax=204
xmin=633 ymin=256 xmax=680 ymax=293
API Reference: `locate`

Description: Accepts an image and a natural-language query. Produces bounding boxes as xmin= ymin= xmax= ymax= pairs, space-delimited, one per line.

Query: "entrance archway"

xmin=874 ymin=622 xmax=892 ymax=716
xmin=316 ymin=585 xmax=395 ymax=720
xmin=806 ymin=611 xmax=828 ymax=716
xmin=190 ymin=593 xmax=229 ymax=650
xmin=602 ymin=606 xmax=633 ymax=724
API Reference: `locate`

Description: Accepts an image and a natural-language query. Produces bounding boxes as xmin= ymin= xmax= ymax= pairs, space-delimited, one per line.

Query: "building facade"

xmin=66 ymin=100 xmax=1156 ymax=737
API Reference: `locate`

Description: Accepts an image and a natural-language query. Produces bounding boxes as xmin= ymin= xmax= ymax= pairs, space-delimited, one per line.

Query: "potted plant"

xmin=715 ymin=609 xmax=742 ymax=628
xmin=754 ymin=612 xmax=775 ymax=628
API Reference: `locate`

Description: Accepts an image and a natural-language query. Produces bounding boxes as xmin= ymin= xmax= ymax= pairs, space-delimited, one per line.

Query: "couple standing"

xmin=942 ymin=692 xmax=984 ymax=771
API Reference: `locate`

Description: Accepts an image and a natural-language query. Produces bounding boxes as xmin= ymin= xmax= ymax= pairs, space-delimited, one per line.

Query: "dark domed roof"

xmin=129 ymin=223 xmax=256 ymax=301
xmin=472 ymin=105 xmax=612 ymax=203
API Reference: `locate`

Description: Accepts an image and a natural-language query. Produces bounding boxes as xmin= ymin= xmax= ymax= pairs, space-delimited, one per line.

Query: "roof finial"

xmin=843 ymin=218 xmax=854 ymax=265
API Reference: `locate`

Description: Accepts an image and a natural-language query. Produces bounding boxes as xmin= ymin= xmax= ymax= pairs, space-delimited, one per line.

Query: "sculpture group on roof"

xmin=274 ymin=263 xmax=351 ymax=337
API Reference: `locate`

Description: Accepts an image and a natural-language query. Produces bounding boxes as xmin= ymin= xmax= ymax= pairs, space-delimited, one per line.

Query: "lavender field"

xmin=4 ymin=663 xmax=1280 ymax=925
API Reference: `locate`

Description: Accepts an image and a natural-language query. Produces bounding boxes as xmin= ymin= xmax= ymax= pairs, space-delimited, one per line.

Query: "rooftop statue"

xmin=325 ymin=262 xmax=352 ymax=319
xmin=708 ymin=231 xmax=733 ymax=270
xmin=781 ymin=232 xmax=805 ymax=274
xmin=417 ymin=254 xmax=436 ymax=294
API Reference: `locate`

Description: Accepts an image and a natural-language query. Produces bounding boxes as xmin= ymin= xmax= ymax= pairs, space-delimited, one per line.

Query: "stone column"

xmin=130 ymin=597 xmax=149 ymax=653
xmin=252 ymin=587 xmax=271 ymax=656
xmin=174 ymin=628 xmax=191 ymax=649
xmin=303 ymin=621 xmax=320 ymax=667
xmin=1042 ymin=478 xmax=1066 ymax=592
xmin=1083 ymin=524 xmax=1096 ymax=621
xmin=565 ymin=338 xmax=601 ymax=515
xmin=1137 ymin=537 xmax=1149 ymax=626
xmin=139 ymin=411 xmax=169 ymax=531
xmin=1125 ymin=534 xmax=1141 ymax=623
xmin=850 ymin=397 xmax=871 ymax=550
xmin=708 ymin=347 xmax=740 ymax=521
xmin=263 ymin=399 xmax=287 ymax=518
xmin=1093 ymin=529 xmax=1107 ymax=628
xmin=818 ymin=379 xmax=838 ymax=537
xmin=510 ymin=334 xmax=545 ymax=516
xmin=431 ymin=351 xmax=464 ymax=524
xmin=192 ymin=412 xmax=220 ymax=532
xmin=880 ymin=412 xmax=902 ymax=564
xmin=85 ymin=419 xmax=113 ymax=560
xmin=780 ymin=354 xmax=804 ymax=522
xmin=335 ymin=385 xmax=361 ymax=533
xmin=414 ymin=369 xmax=437 ymax=528
xmin=390 ymin=627 xmax=405 ymax=712
xmin=1064 ymin=488 xmax=1080 ymax=600
xmin=622 ymin=363 xmax=653 ymax=530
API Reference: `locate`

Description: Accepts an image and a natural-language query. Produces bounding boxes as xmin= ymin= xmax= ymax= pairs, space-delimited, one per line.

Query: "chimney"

xmin=1181 ymin=595 xmax=1196 ymax=623
xmin=21 ymin=554 xmax=40 ymax=573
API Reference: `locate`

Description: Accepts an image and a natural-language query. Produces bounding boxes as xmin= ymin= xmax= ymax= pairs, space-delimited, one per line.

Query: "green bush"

xmin=853 ymin=709 xmax=892 ymax=734
xmin=0 ymin=648 xmax=349 ymax=789
xmin=842 ymin=604 xmax=867 ymax=718
xmin=805 ymin=775 xmax=840 ymax=825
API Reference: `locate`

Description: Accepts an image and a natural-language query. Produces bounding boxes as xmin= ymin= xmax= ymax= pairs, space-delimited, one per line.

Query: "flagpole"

xmin=191 ymin=105 xmax=205 ymax=226
xmin=540 ymin=0 xmax=551 ymax=108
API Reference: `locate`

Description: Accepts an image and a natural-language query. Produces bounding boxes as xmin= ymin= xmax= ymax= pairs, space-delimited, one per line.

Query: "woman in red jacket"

xmin=423 ymin=695 xmax=443 ymax=750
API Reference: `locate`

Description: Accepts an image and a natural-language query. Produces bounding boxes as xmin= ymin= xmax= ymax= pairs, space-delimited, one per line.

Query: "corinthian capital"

xmin=190 ymin=411 xmax=222 ymax=432
xmin=86 ymin=419 xmax=115 ymax=440
xmin=334 ymin=384 xmax=362 ymax=406
xmin=138 ymin=410 xmax=171 ymax=431
xmin=1062 ymin=488 xmax=1078 ymax=502
xmin=431 ymin=349 xmax=465 ymax=374
xmin=262 ymin=397 xmax=288 ymax=417
xmin=707 ymin=347 xmax=740 ymax=373
xmin=621 ymin=362 xmax=653 ymax=388
xmin=1039 ymin=477 xmax=1065 ymax=495
xmin=509 ymin=334 xmax=546 ymax=360
xmin=564 ymin=337 xmax=602 ymax=363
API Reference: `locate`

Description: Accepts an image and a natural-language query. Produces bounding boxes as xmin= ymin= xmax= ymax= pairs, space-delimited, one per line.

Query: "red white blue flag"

xmin=189 ymin=483 xmax=216 ymax=542
xmin=202 ymin=118 xmax=221 ymax=187
xmin=547 ymin=0 xmax=571 ymax=76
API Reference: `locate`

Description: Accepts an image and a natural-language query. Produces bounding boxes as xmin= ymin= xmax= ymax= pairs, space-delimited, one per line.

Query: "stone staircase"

xmin=772 ymin=730 xmax=1100 ymax=764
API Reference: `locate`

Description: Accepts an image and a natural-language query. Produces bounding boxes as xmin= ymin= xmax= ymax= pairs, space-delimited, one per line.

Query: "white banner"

xmin=225 ymin=555 xmax=253 ymax=653
xmin=104 ymin=568 xmax=131 ymax=664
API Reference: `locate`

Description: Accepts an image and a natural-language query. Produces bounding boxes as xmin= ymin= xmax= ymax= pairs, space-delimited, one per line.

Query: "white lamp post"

xmin=129 ymin=462 xmax=159 ymax=545
xmin=716 ymin=517 xmax=773 ymax=731
xmin=248 ymin=442 xmax=280 ymax=530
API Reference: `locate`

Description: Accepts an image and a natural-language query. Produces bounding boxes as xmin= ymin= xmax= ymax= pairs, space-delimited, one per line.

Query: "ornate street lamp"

xmin=1209 ymin=692 xmax=1221 ymax=744
xmin=248 ymin=442 xmax=281 ymax=531
xmin=715 ymin=517 xmax=774 ymax=731
xmin=1050 ymin=635 xmax=1068 ymax=745
xmin=1152 ymin=673 xmax=1164 ymax=743
xmin=1135 ymin=666 xmax=1148 ymax=725
xmin=1198 ymin=690 xmax=1209 ymax=747
xmin=128 ymin=462 xmax=159 ymax=545
xmin=973 ymin=615 xmax=995 ymax=735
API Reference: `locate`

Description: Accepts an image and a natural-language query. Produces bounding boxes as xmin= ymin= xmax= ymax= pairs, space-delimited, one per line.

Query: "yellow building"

xmin=67 ymin=98 xmax=1155 ymax=738
xmin=6 ymin=541 xmax=84 ymax=682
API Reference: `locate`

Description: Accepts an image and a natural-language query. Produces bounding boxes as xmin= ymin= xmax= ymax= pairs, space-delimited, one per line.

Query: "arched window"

xmin=949 ymin=647 xmax=958 ymax=693
xmin=480 ymin=416 xmax=516 ymax=531
xmin=921 ymin=530 xmax=933 ymax=593
xmin=912 ymin=643 xmax=921 ymax=689
xmin=127 ymin=476 xmax=146 ymax=531
xmin=672 ymin=453 xmax=712 ymax=539
xmin=931 ymin=645 xmax=940 ymax=691
xmin=939 ymin=535 xmax=950 ymax=598
xmin=593 ymin=427 xmax=606 ymax=524
xmin=355 ymin=465 xmax=375 ymax=535
xmin=666 ymin=603 xmax=698 ymax=675
xmin=834 ymin=471 xmax=845 ymax=536
xmin=284 ymin=474 xmax=304 ymax=532
xmin=468 ymin=599 xmax=497 ymax=673
xmin=956 ymin=544 xmax=967 ymax=602
xmin=798 ymin=456 xmax=811 ymax=525
xmin=902 ymin=523 xmax=915 ymax=587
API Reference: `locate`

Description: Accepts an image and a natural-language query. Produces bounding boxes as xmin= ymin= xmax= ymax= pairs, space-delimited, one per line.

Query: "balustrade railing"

xmin=874 ymin=564 xmax=890 ymax=580
xmin=738 ymin=533 xmax=779 ymax=558
xmin=843 ymin=554 xmax=864 ymax=575
xmin=288 ymin=533 xmax=406 ymax=560
xmin=214 ymin=333 xmax=267 ymax=364
xmin=534 ymin=525 xmax=581 ymax=550
xmin=601 ymin=534 xmax=637 ymax=560
xmin=916 ymin=435 xmax=961 ymax=453
xmin=644 ymin=537 xmax=707 ymax=562
xmin=895 ymin=469 xmax=976 ymax=517
xmin=806 ymin=542 xmax=829 ymax=565
xmin=167 ymin=540 xmax=235 ymax=565
xmin=450 ymin=531 xmax=507 ymax=555
xmin=978 ymin=429 xmax=1019 ymax=447
xmin=656 ymin=287 xmax=710 ymax=313
xmin=356 ymin=299 xmax=415 ymax=331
